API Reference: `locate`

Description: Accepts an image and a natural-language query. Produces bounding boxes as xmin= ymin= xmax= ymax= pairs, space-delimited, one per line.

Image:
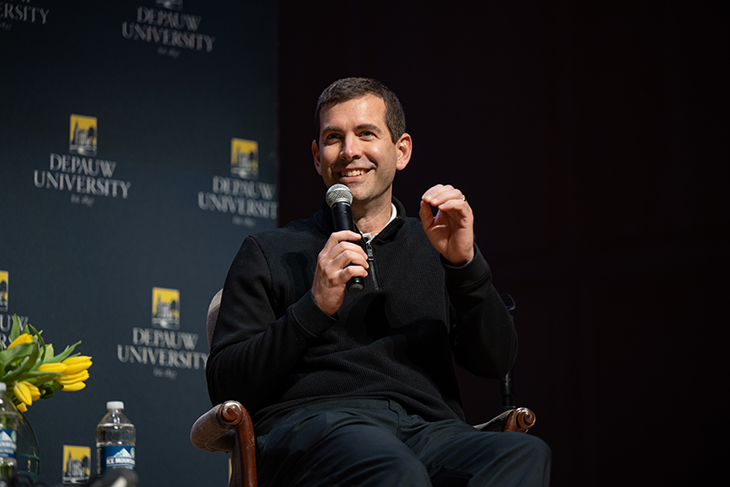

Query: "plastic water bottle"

xmin=0 ymin=383 xmax=18 ymax=483
xmin=96 ymin=401 xmax=135 ymax=475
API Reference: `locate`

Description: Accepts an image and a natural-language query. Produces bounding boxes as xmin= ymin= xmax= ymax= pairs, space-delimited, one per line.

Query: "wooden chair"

xmin=191 ymin=398 xmax=256 ymax=487
xmin=191 ymin=290 xmax=535 ymax=487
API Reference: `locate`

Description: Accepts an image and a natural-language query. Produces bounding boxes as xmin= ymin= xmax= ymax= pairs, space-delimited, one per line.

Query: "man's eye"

xmin=326 ymin=133 xmax=341 ymax=141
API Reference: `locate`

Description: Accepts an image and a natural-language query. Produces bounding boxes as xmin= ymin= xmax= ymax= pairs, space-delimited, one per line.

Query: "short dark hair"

xmin=314 ymin=77 xmax=406 ymax=144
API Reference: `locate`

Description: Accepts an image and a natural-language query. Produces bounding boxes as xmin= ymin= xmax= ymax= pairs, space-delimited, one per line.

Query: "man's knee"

xmin=512 ymin=433 xmax=551 ymax=464
xmin=485 ymin=432 xmax=550 ymax=468
xmin=358 ymin=453 xmax=430 ymax=485
xmin=486 ymin=433 xmax=551 ymax=486
xmin=258 ymin=411 xmax=431 ymax=486
xmin=435 ymin=431 xmax=551 ymax=486
xmin=304 ymin=423 xmax=430 ymax=485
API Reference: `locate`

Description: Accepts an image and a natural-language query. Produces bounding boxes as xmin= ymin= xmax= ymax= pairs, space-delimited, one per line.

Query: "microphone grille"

xmin=325 ymin=184 xmax=353 ymax=208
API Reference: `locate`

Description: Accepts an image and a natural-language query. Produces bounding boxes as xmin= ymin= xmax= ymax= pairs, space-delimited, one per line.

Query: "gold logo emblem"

xmin=152 ymin=287 xmax=180 ymax=330
xmin=69 ymin=114 xmax=97 ymax=156
xmin=0 ymin=271 xmax=7 ymax=312
xmin=63 ymin=445 xmax=91 ymax=483
xmin=231 ymin=138 xmax=259 ymax=179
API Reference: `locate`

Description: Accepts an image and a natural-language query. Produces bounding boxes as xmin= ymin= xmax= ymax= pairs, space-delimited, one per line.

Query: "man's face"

xmin=312 ymin=95 xmax=411 ymax=210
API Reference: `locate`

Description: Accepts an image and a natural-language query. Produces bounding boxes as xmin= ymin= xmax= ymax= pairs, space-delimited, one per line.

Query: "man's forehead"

xmin=320 ymin=95 xmax=387 ymax=126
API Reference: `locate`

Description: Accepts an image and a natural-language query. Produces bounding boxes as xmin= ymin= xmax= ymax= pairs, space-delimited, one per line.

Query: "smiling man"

xmin=207 ymin=77 xmax=551 ymax=486
xmin=313 ymin=93 xmax=411 ymax=235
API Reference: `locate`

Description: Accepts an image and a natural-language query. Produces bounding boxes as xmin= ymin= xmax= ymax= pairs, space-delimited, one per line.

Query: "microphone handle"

xmin=331 ymin=202 xmax=365 ymax=293
xmin=347 ymin=275 xmax=365 ymax=293
xmin=331 ymin=202 xmax=354 ymax=232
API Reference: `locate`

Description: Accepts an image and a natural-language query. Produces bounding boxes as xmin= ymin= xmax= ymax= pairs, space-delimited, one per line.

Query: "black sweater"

xmin=206 ymin=198 xmax=517 ymax=431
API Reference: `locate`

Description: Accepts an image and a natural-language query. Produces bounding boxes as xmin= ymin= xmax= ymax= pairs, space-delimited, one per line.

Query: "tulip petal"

xmin=13 ymin=382 xmax=32 ymax=406
xmin=38 ymin=363 xmax=67 ymax=374
xmin=63 ymin=361 xmax=92 ymax=375
xmin=58 ymin=370 xmax=90 ymax=385
xmin=7 ymin=334 xmax=33 ymax=350
xmin=62 ymin=356 xmax=92 ymax=365
xmin=62 ymin=382 xmax=86 ymax=392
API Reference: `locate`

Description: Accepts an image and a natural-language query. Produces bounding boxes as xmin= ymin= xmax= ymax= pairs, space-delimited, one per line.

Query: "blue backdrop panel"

xmin=0 ymin=1 xmax=277 ymax=484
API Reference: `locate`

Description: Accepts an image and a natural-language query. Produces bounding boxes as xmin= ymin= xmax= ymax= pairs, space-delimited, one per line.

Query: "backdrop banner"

xmin=0 ymin=1 xmax=278 ymax=484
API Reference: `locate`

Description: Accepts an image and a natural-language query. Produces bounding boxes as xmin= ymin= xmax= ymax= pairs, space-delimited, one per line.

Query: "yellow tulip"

xmin=58 ymin=370 xmax=89 ymax=385
xmin=27 ymin=383 xmax=41 ymax=401
xmin=62 ymin=382 xmax=86 ymax=392
xmin=17 ymin=403 xmax=27 ymax=413
xmin=13 ymin=381 xmax=33 ymax=406
xmin=63 ymin=360 xmax=92 ymax=376
xmin=38 ymin=363 xmax=67 ymax=374
xmin=7 ymin=334 xmax=32 ymax=350
xmin=62 ymin=356 xmax=92 ymax=365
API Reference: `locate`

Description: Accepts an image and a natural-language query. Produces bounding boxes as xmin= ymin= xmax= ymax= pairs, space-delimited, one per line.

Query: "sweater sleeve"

xmin=444 ymin=245 xmax=518 ymax=379
xmin=205 ymin=236 xmax=336 ymax=410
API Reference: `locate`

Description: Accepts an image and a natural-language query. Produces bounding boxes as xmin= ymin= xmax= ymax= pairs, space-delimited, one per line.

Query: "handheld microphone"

xmin=325 ymin=184 xmax=365 ymax=293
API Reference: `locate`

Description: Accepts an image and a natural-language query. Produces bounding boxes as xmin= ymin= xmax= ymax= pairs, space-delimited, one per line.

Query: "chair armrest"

xmin=473 ymin=407 xmax=536 ymax=433
xmin=191 ymin=400 xmax=247 ymax=452
xmin=191 ymin=400 xmax=258 ymax=486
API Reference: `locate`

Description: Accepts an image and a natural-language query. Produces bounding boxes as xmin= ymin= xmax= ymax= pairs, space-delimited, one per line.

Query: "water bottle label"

xmin=100 ymin=446 xmax=135 ymax=471
xmin=0 ymin=429 xmax=16 ymax=459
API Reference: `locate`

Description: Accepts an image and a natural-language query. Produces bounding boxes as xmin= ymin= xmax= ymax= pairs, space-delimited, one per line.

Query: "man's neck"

xmin=352 ymin=198 xmax=395 ymax=236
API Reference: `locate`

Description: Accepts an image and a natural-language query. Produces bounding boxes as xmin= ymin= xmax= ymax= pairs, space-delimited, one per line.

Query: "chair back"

xmin=206 ymin=289 xmax=223 ymax=349
xmin=193 ymin=288 xmax=257 ymax=487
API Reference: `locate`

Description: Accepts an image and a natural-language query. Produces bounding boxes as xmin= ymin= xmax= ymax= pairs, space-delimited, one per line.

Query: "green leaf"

xmin=24 ymin=370 xmax=65 ymax=381
xmin=10 ymin=315 xmax=21 ymax=342
xmin=2 ymin=346 xmax=39 ymax=383
xmin=40 ymin=384 xmax=56 ymax=400
xmin=20 ymin=343 xmax=39 ymax=373
xmin=0 ymin=342 xmax=35 ymax=368
xmin=2 ymin=366 xmax=27 ymax=383
xmin=45 ymin=342 xmax=81 ymax=363
xmin=27 ymin=324 xmax=47 ymax=359
xmin=1 ymin=340 xmax=41 ymax=381
xmin=44 ymin=343 xmax=55 ymax=361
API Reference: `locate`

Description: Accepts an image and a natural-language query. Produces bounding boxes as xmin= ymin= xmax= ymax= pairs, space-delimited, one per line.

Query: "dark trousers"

xmin=256 ymin=399 xmax=551 ymax=486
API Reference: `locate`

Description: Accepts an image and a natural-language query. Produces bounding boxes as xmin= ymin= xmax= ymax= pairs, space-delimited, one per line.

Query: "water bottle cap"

xmin=107 ymin=401 xmax=124 ymax=410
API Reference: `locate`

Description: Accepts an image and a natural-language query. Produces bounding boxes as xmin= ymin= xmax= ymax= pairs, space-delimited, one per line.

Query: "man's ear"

xmin=396 ymin=133 xmax=413 ymax=171
xmin=312 ymin=140 xmax=322 ymax=175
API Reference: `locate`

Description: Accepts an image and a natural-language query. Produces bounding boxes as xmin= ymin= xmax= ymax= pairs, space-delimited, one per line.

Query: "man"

xmin=207 ymin=77 xmax=551 ymax=486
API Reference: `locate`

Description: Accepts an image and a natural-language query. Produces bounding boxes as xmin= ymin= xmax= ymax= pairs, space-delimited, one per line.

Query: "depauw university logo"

xmin=63 ymin=445 xmax=91 ymax=482
xmin=0 ymin=271 xmax=8 ymax=312
xmin=151 ymin=287 xmax=180 ymax=330
xmin=231 ymin=138 xmax=259 ymax=179
xmin=69 ymin=115 xmax=97 ymax=156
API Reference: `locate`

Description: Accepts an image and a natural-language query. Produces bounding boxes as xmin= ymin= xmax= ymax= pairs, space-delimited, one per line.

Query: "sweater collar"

xmin=320 ymin=196 xmax=407 ymax=239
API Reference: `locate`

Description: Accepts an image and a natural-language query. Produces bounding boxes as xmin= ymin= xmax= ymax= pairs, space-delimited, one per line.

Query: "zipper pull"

xmin=363 ymin=237 xmax=378 ymax=290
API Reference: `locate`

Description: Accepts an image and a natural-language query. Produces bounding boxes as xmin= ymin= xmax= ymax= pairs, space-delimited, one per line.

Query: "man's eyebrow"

xmin=356 ymin=123 xmax=382 ymax=133
xmin=321 ymin=125 xmax=342 ymax=134
xmin=321 ymin=124 xmax=383 ymax=135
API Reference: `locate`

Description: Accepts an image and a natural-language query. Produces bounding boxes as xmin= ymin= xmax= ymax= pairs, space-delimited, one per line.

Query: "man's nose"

xmin=340 ymin=134 xmax=362 ymax=160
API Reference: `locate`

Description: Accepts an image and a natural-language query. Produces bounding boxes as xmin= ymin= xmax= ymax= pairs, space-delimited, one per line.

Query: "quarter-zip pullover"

xmin=207 ymin=197 xmax=517 ymax=433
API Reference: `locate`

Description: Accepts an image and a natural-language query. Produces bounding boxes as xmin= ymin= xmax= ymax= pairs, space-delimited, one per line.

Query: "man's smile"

xmin=338 ymin=168 xmax=369 ymax=178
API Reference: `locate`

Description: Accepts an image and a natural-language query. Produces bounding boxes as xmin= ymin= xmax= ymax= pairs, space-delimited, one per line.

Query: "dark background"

xmin=2 ymin=1 xmax=727 ymax=485
xmin=276 ymin=1 xmax=729 ymax=485
xmin=1 ymin=1 xmax=277 ymax=485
